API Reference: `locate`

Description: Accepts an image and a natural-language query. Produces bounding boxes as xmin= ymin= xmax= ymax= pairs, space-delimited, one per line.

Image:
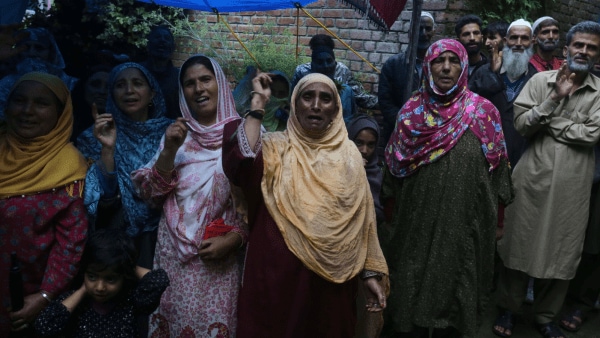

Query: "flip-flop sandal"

xmin=492 ymin=310 xmax=515 ymax=337
xmin=537 ymin=322 xmax=566 ymax=338
xmin=559 ymin=308 xmax=584 ymax=332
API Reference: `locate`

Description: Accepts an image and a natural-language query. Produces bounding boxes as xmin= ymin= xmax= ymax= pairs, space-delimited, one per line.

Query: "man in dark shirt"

xmin=378 ymin=12 xmax=435 ymax=143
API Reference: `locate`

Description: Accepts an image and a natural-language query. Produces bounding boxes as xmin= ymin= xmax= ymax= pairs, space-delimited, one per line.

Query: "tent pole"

xmin=402 ymin=0 xmax=422 ymax=104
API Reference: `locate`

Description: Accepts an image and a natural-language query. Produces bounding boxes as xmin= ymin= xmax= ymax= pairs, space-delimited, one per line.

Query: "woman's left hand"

xmin=9 ymin=293 xmax=49 ymax=331
xmin=250 ymin=71 xmax=273 ymax=109
xmin=198 ymin=232 xmax=241 ymax=261
xmin=363 ymin=277 xmax=387 ymax=312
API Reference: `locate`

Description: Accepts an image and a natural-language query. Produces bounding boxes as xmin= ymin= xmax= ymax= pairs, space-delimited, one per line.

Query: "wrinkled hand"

xmin=198 ymin=234 xmax=240 ymax=261
xmin=92 ymin=103 xmax=117 ymax=149
xmin=164 ymin=118 xmax=188 ymax=153
xmin=363 ymin=277 xmax=387 ymax=312
xmin=9 ymin=293 xmax=48 ymax=331
xmin=0 ymin=23 xmax=28 ymax=61
xmin=552 ymin=62 xmax=575 ymax=101
xmin=489 ymin=40 xmax=503 ymax=73
xmin=251 ymin=70 xmax=272 ymax=107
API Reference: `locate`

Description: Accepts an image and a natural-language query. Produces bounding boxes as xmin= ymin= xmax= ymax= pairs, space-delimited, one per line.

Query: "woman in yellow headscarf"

xmin=0 ymin=72 xmax=88 ymax=335
xmin=223 ymin=72 xmax=387 ymax=337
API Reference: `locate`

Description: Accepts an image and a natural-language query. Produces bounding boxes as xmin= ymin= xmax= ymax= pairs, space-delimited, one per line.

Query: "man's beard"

xmin=502 ymin=45 xmax=534 ymax=80
xmin=567 ymin=52 xmax=594 ymax=73
xmin=536 ymin=37 xmax=559 ymax=52
xmin=464 ymin=41 xmax=482 ymax=56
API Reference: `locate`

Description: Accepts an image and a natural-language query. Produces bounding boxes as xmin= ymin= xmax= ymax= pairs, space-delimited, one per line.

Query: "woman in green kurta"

xmin=382 ymin=39 xmax=514 ymax=337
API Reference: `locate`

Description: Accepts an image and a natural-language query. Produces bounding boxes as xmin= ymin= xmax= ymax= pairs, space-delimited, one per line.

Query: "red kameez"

xmin=222 ymin=120 xmax=358 ymax=338
xmin=0 ymin=183 xmax=88 ymax=335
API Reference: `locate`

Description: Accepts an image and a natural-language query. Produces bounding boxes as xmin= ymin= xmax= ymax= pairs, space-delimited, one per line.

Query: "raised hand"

xmin=251 ymin=70 xmax=273 ymax=109
xmin=551 ymin=62 xmax=575 ymax=102
xmin=92 ymin=103 xmax=117 ymax=150
xmin=163 ymin=118 xmax=189 ymax=153
xmin=155 ymin=118 xmax=189 ymax=175
xmin=489 ymin=40 xmax=503 ymax=73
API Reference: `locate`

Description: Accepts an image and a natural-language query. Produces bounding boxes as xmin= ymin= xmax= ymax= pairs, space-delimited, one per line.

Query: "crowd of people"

xmin=0 ymin=8 xmax=600 ymax=338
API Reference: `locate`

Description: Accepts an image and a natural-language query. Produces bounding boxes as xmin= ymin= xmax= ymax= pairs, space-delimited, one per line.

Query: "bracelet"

xmin=250 ymin=91 xmax=269 ymax=103
xmin=231 ymin=231 xmax=245 ymax=249
xmin=244 ymin=109 xmax=265 ymax=120
xmin=360 ymin=270 xmax=383 ymax=281
xmin=40 ymin=290 xmax=52 ymax=303
xmin=154 ymin=165 xmax=175 ymax=176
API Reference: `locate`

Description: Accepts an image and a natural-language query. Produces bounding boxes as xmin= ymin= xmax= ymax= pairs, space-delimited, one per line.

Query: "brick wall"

xmin=172 ymin=0 xmax=600 ymax=95
xmin=550 ymin=0 xmax=600 ymax=39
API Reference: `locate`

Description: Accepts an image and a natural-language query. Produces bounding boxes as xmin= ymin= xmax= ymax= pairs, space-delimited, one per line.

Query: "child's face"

xmin=270 ymin=77 xmax=289 ymax=99
xmin=353 ymin=129 xmax=377 ymax=163
xmin=84 ymin=266 xmax=124 ymax=303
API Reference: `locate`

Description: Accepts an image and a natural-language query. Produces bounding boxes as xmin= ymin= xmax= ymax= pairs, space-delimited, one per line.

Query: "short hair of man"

xmin=455 ymin=14 xmax=483 ymax=37
xmin=533 ymin=18 xmax=559 ymax=35
xmin=483 ymin=21 xmax=510 ymax=38
xmin=566 ymin=21 xmax=600 ymax=45
xmin=309 ymin=34 xmax=335 ymax=50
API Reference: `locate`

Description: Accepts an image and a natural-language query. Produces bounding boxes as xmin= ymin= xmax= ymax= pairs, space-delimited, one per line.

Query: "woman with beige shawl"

xmin=222 ymin=72 xmax=387 ymax=337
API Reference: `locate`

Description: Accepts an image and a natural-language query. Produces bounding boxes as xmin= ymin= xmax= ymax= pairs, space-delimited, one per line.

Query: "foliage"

xmin=464 ymin=0 xmax=556 ymax=24
xmin=88 ymin=0 xmax=187 ymax=52
xmin=25 ymin=0 xmax=306 ymax=81
xmin=164 ymin=12 xmax=309 ymax=81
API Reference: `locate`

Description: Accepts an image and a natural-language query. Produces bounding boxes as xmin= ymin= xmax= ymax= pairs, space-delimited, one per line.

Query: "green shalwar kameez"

xmin=384 ymin=131 xmax=514 ymax=337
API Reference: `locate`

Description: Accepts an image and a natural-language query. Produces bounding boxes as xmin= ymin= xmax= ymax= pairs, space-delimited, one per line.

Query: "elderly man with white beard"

xmin=530 ymin=17 xmax=563 ymax=72
xmin=493 ymin=21 xmax=600 ymax=338
xmin=469 ymin=19 xmax=537 ymax=168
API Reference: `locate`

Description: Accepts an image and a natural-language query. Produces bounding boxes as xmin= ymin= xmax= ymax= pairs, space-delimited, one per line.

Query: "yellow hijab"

xmin=261 ymin=73 xmax=387 ymax=283
xmin=0 ymin=72 xmax=87 ymax=198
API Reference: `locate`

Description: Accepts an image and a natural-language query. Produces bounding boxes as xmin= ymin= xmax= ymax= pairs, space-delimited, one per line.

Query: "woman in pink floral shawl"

xmin=385 ymin=39 xmax=507 ymax=178
xmin=381 ymin=39 xmax=514 ymax=337
xmin=132 ymin=55 xmax=247 ymax=337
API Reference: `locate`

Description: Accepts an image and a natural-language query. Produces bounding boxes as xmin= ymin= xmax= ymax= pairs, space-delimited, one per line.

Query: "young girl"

xmin=34 ymin=229 xmax=170 ymax=337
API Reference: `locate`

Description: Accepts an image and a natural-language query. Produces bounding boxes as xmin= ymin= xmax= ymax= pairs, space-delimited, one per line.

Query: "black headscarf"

xmin=347 ymin=114 xmax=384 ymax=223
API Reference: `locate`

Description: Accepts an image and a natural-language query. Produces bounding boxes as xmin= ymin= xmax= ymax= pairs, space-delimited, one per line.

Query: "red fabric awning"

xmin=341 ymin=0 xmax=408 ymax=32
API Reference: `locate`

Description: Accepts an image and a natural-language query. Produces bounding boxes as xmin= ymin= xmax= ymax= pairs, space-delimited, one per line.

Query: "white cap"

xmin=507 ymin=19 xmax=532 ymax=35
xmin=421 ymin=11 xmax=435 ymax=25
xmin=532 ymin=16 xmax=555 ymax=34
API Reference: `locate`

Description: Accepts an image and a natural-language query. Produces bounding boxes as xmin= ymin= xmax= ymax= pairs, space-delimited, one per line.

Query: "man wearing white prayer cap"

xmin=468 ymin=18 xmax=537 ymax=168
xmin=530 ymin=16 xmax=562 ymax=72
xmin=494 ymin=20 xmax=600 ymax=338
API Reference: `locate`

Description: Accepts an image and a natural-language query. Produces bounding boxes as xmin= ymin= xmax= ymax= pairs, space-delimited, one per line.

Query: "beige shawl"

xmin=261 ymin=73 xmax=387 ymax=283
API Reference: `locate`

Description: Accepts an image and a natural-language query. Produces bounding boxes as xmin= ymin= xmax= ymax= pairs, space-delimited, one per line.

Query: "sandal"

xmin=492 ymin=309 xmax=515 ymax=337
xmin=536 ymin=322 xmax=566 ymax=338
xmin=559 ymin=308 xmax=584 ymax=332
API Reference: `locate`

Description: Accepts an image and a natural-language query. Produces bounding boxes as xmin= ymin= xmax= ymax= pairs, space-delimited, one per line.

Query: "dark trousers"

xmin=497 ymin=266 xmax=569 ymax=324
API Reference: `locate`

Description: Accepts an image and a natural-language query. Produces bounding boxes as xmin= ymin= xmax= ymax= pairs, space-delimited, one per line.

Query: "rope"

xmin=296 ymin=6 xmax=300 ymax=64
xmin=295 ymin=4 xmax=380 ymax=74
xmin=213 ymin=8 xmax=263 ymax=70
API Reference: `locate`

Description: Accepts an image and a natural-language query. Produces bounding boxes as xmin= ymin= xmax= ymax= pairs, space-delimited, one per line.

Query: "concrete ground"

xmin=476 ymin=296 xmax=600 ymax=338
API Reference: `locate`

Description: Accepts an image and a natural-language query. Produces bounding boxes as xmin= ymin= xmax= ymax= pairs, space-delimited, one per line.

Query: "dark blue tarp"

xmin=137 ymin=0 xmax=316 ymax=12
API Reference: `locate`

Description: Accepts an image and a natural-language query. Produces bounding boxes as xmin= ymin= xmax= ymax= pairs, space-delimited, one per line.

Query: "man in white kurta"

xmin=494 ymin=21 xmax=600 ymax=337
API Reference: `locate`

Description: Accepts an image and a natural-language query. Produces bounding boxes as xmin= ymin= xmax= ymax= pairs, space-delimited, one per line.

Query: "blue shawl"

xmin=77 ymin=62 xmax=173 ymax=237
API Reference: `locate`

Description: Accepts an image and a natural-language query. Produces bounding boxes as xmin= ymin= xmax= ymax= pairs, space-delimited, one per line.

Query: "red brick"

xmin=251 ymin=17 xmax=267 ymax=25
xmin=336 ymin=19 xmax=358 ymax=29
xmin=322 ymin=9 xmax=345 ymax=18
xmin=349 ymin=29 xmax=371 ymax=40
xmin=277 ymin=17 xmax=296 ymax=25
